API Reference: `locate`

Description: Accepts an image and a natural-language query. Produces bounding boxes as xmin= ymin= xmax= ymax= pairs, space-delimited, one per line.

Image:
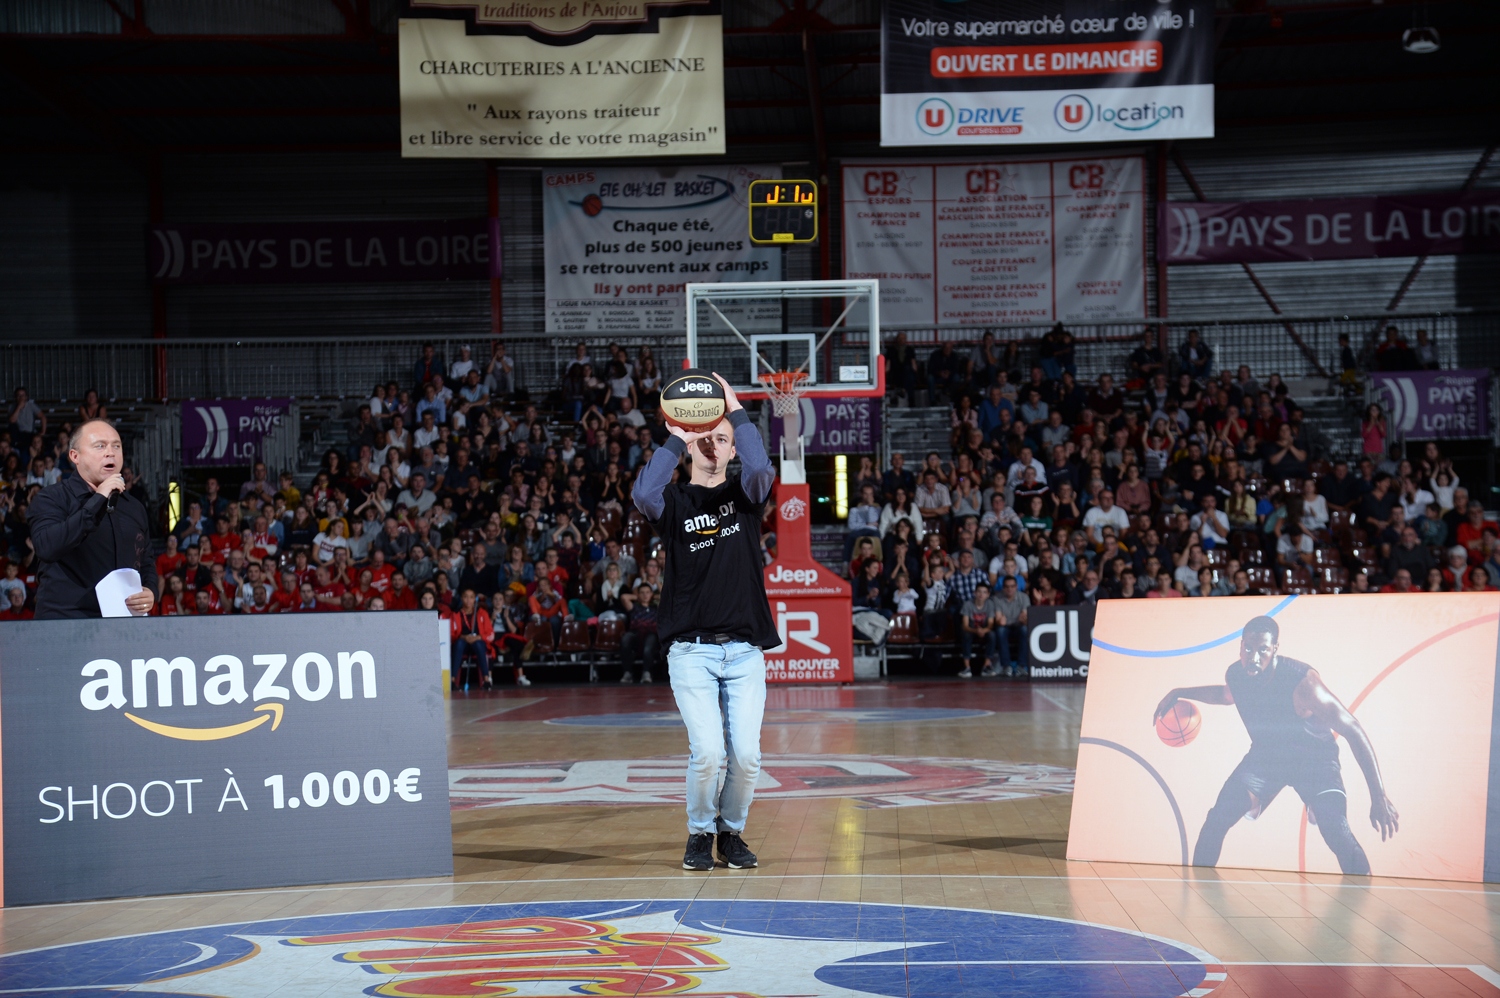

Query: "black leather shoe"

xmin=717 ymin=831 xmax=758 ymax=869
xmin=682 ymin=833 xmax=714 ymax=871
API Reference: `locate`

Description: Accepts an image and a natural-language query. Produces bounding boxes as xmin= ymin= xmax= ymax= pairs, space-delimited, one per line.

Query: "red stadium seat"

xmin=888 ymin=613 xmax=919 ymax=645
xmin=524 ymin=622 xmax=555 ymax=655
xmin=557 ymin=620 xmax=590 ymax=653
xmin=593 ymin=617 xmax=624 ymax=652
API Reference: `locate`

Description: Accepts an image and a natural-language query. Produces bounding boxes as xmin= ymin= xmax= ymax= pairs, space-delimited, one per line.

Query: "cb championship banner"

xmin=882 ymin=0 xmax=1213 ymax=146
xmin=544 ymin=164 xmax=782 ymax=334
xmin=1069 ymin=594 xmax=1500 ymax=883
xmin=843 ymin=156 xmax=1146 ymax=325
xmin=0 ymin=613 xmax=451 ymax=905
xmin=399 ymin=1 xmax=724 ymax=159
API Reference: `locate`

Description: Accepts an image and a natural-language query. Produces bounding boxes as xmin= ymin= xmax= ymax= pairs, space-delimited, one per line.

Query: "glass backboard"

xmin=684 ymin=279 xmax=884 ymax=399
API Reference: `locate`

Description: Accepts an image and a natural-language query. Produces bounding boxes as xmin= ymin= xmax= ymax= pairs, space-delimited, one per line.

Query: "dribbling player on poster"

xmin=1153 ymin=615 xmax=1399 ymax=874
xmin=633 ymin=373 xmax=778 ymax=872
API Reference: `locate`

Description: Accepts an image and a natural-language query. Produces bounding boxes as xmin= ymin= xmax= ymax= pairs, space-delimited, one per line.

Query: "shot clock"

xmin=748 ymin=179 xmax=818 ymax=245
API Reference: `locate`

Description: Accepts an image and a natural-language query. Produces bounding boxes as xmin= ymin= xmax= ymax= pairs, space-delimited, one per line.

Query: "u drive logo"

xmin=152 ymin=228 xmax=186 ymax=279
xmin=192 ymin=404 xmax=231 ymax=460
xmin=774 ymin=601 xmax=831 ymax=654
xmin=1029 ymin=611 xmax=1091 ymax=663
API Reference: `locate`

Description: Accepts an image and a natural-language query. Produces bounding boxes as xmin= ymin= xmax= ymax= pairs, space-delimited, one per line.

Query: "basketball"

xmin=660 ymin=368 xmax=727 ymax=430
xmin=1156 ymin=700 xmax=1201 ymax=748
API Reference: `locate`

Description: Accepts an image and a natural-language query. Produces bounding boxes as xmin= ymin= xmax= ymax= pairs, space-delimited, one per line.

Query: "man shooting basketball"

xmin=1153 ymin=615 xmax=1399 ymax=875
xmin=633 ymin=373 xmax=777 ymax=872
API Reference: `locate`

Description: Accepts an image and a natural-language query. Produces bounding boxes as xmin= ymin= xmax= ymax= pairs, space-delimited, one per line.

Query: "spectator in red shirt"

xmin=291 ymin=550 xmax=315 ymax=587
xmin=157 ymin=575 xmax=191 ymax=616
xmin=204 ymin=562 xmax=236 ymax=613
xmin=193 ymin=590 xmax=223 ymax=616
xmin=1455 ymin=502 xmax=1488 ymax=563
xmin=155 ymin=534 xmax=185 ymax=582
xmin=207 ymin=516 xmax=240 ymax=564
xmin=538 ymin=546 xmax=569 ymax=593
xmin=367 ymin=548 xmax=396 ymax=592
xmin=451 ymin=588 xmax=494 ymax=690
xmin=244 ymin=582 xmax=277 ymax=613
xmin=0 ymin=587 xmax=32 ymax=621
xmin=352 ymin=568 xmax=379 ymax=608
xmin=312 ymin=566 xmax=345 ymax=611
xmin=528 ymin=575 xmax=570 ymax=641
xmin=386 ymin=571 xmax=418 ymax=610
xmin=1379 ymin=568 xmax=1415 ymax=594
xmin=272 ymin=571 xmax=300 ymax=612
xmin=173 ymin=545 xmax=211 ymax=593
xmin=247 ymin=515 xmax=279 ymax=562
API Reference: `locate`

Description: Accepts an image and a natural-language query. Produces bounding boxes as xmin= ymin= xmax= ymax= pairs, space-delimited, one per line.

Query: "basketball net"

xmin=759 ymin=370 xmax=810 ymax=485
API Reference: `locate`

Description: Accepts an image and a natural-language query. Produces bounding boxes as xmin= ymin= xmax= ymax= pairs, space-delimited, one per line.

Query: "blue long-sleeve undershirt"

xmin=633 ymin=409 xmax=775 ymax=521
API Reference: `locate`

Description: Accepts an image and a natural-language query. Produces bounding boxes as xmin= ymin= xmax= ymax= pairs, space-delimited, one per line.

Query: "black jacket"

xmin=30 ymin=474 xmax=157 ymax=619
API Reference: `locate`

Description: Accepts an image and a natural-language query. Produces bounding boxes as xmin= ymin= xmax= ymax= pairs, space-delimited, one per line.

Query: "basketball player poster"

xmin=1068 ymin=593 xmax=1500 ymax=882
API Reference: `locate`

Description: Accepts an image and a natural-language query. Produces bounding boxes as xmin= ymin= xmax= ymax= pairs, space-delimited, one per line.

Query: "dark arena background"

xmin=0 ymin=2 xmax=1498 ymax=996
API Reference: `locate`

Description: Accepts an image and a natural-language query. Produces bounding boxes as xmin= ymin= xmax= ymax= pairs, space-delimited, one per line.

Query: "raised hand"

xmin=711 ymin=372 xmax=742 ymax=413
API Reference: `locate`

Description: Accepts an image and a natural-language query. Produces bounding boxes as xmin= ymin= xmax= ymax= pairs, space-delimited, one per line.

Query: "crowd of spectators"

xmin=0 ymin=324 xmax=1484 ymax=686
xmin=849 ymin=325 xmax=1492 ymax=678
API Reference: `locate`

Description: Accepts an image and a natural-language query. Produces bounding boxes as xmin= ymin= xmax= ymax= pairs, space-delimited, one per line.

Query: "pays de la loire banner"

xmin=843 ymin=156 xmax=1145 ymax=326
xmin=399 ymin=1 xmax=724 ymax=159
xmin=770 ymin=398 xmax=881 ymax=455
xmin=149 ymin=220 xmax=495 ymax=284
xmin=1160 ymin=191 xmax=1500 ymax=264
xmin=882 ymin=0 xmax=1214 ymax=146
xmin=1371 ymin=370 xmax=1491 ymax=441
xmin=182 ymin=398 xmax=293 ymax=467
xmin=544 ymin=165 xmax=781 ymax=334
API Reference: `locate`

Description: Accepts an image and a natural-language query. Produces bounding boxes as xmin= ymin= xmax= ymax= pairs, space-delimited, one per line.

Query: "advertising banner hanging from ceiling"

xmin=543 ymin=164 xmax=781 ymax=334
xmin=842 ymin=155 xmax=1146 ymax=326
xmin=881 ymin=0 xmax=1214 ymax=147
xmin=399 ymin=1 xmax=724 ymax=159
xmin=1159 ymin=192 xmax=1500 ymax=265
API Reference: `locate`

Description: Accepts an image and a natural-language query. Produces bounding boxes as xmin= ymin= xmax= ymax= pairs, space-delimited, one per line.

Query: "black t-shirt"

xmin=648 ymin=478 xmax=778 ymax=648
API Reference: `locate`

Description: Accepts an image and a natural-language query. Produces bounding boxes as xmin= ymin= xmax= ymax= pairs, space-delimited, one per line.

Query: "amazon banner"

xmin=0 ymin=612 xmax=451 ymax=905
xmin=1068 ymin=594 xmax=1500 ymax=883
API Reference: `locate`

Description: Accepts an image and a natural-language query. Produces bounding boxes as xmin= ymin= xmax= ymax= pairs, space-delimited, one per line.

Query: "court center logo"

xmin=1055 ymin=93 xmax=1094 ymax=132
xmin=0 ymin=899 xmax=1227 ymax=998
xmin=916 ymin=97 xmax=954 ymax=135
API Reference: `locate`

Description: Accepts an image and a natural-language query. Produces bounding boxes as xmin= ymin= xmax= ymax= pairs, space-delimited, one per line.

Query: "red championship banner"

xmin=762 ymin=483 xmax=854 ymax=684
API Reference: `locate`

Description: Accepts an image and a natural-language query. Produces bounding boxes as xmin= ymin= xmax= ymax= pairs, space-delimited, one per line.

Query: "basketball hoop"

xmin=757 ymin=370 xmax=809 ymax=417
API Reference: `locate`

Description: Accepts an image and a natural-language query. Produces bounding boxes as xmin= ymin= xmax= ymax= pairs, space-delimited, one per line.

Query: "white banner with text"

xmin=842 ymin=156 xmax=1146 ymax=326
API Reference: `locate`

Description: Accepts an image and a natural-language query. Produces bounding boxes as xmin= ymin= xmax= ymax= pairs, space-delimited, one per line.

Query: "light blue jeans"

xmin=668 ymin=639 xmax=767 ymax=835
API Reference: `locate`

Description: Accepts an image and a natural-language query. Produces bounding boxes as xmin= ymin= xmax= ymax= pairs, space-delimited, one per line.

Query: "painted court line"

xmin=10 ymin=872 xmax=1499 ymax=914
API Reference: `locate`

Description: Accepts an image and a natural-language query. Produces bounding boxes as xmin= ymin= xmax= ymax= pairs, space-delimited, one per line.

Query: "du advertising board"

xmin=1070 ymin=594 xmax=1500 ymax=883
xmin=881 ymin=0 xmax=1213 ymax=147
xmin=843 ymin=156 xmax=1146 ymax=325
xmin=182 ymin=398 xmax=293 ymax=467
xmin=0 ymin=612 xmax=451 ymax=905
xmin=544 ymin=164 xmax=782 ymax=334
xmin=1026 ymin=604 xmax=1092 ymax=680
xmin=1371 ymin=369 xmax=1491 ymax=441
xmin=399 ymin=2 xmax=724 ymax=159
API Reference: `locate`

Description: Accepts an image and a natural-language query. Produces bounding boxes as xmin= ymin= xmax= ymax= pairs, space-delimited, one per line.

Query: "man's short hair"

xmin=1242 ymin=615 xmax=1279 ymax=645
xmin=69 ymin=418 xmax=115 ymax=452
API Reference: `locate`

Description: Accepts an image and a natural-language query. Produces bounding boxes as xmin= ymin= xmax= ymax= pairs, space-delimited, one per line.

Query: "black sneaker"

xmin=682 ymin=833 xmax=714 ymax=871
xmin=717 ymin=831 xmax=758 ymax=869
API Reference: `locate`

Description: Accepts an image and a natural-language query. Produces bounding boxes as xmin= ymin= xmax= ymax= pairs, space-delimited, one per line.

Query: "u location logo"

xmin=915 ymin=97 xmax=953 ymax=135
xmin=1054 ymin=94 xmax=1093 ymax=132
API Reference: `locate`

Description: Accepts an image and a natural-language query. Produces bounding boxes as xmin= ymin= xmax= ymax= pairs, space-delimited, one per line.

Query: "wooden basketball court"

xmin=0 ymin=680 xmax=1496 ymax=997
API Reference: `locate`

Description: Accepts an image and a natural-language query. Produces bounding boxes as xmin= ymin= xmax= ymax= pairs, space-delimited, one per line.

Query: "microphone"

xmin=106 ymin=489 xmax=122 ymax=512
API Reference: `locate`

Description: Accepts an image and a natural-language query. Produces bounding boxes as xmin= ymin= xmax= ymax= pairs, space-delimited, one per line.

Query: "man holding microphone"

xmin=30 ymin=420 xmax=156 ymax=619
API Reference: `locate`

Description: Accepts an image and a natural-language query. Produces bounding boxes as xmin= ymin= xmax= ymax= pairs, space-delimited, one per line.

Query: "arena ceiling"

xmin=0 ymin=0 xmax=1495 ymax=163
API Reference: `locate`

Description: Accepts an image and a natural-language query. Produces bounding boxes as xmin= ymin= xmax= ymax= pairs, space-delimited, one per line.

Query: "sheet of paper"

xmin=95 ymin=568 xmax=142 ymax=618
